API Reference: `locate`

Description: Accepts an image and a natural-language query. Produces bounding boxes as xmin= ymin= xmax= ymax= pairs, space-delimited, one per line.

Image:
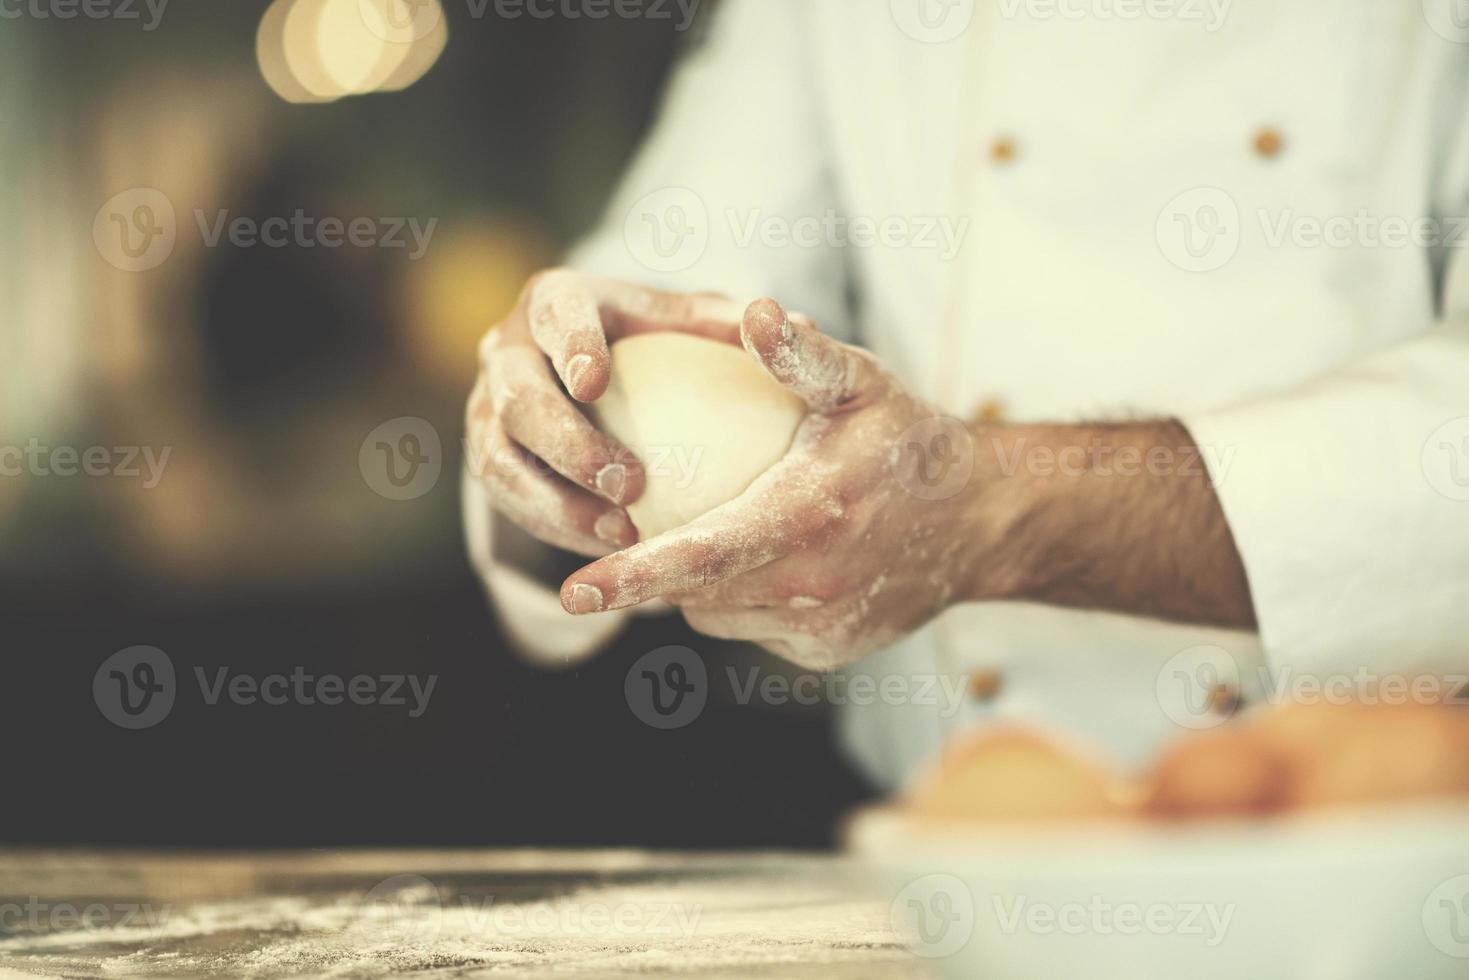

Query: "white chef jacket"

xmin=464 ymin=0 xmax=1469 ymax=791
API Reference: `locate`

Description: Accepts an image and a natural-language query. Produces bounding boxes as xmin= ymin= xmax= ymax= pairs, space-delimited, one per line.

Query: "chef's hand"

xmin=465 ymin=269 xmax=748 ymax=558
xmin=560 ymin=298 xmax=1258 ymax=671
xmin=558 ymin=298 xmax=993 ymax=670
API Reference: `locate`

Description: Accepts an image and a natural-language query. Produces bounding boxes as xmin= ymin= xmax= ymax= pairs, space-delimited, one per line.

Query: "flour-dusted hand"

xmin=557 ymin=298 xmax=1260 ymax=670
xmin=558 ymin=298 xmax=993 ymax=670
xmin=465 ymin=269 xmax=748 ymax=557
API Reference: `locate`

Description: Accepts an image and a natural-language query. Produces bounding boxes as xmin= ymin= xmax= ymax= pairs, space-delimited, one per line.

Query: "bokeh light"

xmin=257 ymin=0 xmax=447 ymax=104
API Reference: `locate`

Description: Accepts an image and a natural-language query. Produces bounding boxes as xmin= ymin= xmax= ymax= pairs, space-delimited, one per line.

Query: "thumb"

xmin=740 ymin=298 xmax=874 ymax=413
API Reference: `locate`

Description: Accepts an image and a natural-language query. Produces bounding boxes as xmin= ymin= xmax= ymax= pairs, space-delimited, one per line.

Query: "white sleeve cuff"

xmin=1180 ymin=327 xmax=1469 ymax=677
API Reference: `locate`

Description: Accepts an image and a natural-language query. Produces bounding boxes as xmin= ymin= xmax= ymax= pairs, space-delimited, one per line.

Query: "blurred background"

xmin=1 ymin=0 xmax=873 ymax=849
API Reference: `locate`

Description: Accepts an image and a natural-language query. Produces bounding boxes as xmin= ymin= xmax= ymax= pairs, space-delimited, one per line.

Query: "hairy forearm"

xmin=965 ymin=420 xmax=1258 ymax=629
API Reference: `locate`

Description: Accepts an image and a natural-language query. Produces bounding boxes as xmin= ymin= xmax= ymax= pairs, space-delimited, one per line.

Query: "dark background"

xmin=1 ymin=0 xmax=874 ymax=849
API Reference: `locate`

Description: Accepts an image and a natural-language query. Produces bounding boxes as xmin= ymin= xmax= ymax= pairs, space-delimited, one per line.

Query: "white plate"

xmin=846 ymin=801 xmax=1469 ymax=980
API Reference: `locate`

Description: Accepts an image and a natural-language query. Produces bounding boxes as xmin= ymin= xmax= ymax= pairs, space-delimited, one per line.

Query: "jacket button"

xmin=971 ymin=398 xmax=1006 ymax=423
xmin=967 ymin=670 xmax=1003 ymax=702
xmin=989 ymin=136 xmax=1018 ymax=165
xmin=1206 ymin=684 xmax=1243 ymax=716
xmin=1252 ymin=127 xmax=1284 ymax=159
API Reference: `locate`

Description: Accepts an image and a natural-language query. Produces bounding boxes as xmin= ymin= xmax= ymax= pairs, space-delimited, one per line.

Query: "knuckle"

xmin=477 ymin=326 xmax=507 ymax=366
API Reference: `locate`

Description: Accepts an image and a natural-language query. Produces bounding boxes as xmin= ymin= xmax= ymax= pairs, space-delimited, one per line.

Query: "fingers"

xmin=486 ymin=341 xmax=646 ymax=506
xmin=740 ymin=298 xmax=876 ymax=413
xmin=558 ymin=466 xmax=840 ymax=614
xmin=525 ymin=272 xmax=749 ymax=402
xmin=526 ymin=269 xmax=612 ymax=402
xmin=593 ymin=280 xmax=747 ymax=345
xmin=470 ymin=417 xmax=637 ymax=557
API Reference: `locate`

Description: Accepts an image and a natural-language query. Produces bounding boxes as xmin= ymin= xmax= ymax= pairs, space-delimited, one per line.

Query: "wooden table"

xmin=0 ymin=850 xmax=929 ymax=978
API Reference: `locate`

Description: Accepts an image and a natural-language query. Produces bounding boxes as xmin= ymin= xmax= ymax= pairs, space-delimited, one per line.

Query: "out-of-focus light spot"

xmin=378 ymin=8 xmax=448 ymax=92
xmin=284 ymin=0 xmax=346 ymax=100
xmin=317 ymin=0 xmax=405 ymax=94
xmin=257 ymin=0 xmax=332 ymax=104
xmin=402 ymin=215 xmax=555 ymax=390
xmin=257 ymin=0 xmax=447 ymax=103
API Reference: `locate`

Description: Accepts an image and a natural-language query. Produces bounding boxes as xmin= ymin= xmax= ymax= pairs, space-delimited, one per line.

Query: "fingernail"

xmin=565 ymin=354 xmax=593 ymax=396
xmin=594 ymin=509 xmax=634 ymax=546
xmin=566 ymin=583 xmax=604 ymax=614
xmin=595 ymin=463 xmax=627 ymax=504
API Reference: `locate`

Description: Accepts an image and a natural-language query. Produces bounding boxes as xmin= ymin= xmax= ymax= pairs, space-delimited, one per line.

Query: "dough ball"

xmin=1252 ymin=701 xmax=1469 ymax=810
xmin=1143 ymin=701 xmax=1469 ymax=820
xmin=587 ymin=333 xmax=806 ymax=538
xmin=905 ymin=728 xmax=1129 ymax=822
xmin=1143 ymin=726 xmax=1293 ymax=819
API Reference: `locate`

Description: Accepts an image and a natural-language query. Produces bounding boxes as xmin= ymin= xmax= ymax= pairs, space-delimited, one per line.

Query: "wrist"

xmin=957 ymin=421 xmax=1060 ymax=604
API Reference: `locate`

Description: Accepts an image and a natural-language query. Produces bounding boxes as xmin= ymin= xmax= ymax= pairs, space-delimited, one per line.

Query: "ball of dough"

xmin=905 ymin=728 xmax=1130 ymax=822
xmin=587 ymin=333 xmax=806 ymax=538
xmin=1143 ymin=726 xmax=1293 ymax=819
xmin=1252 ymin=701 xmax=1469 ymax=810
